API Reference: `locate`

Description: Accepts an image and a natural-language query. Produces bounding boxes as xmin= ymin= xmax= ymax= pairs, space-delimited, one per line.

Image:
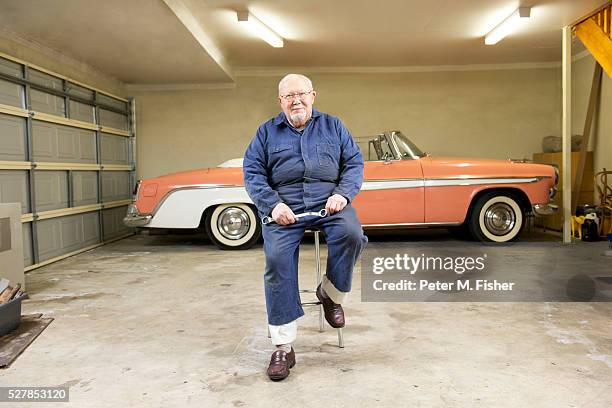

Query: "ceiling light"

xmin=485 ymin=7 xmax=531 ymax=45
xmin=237 ymin=11 xmax=284 ymax=48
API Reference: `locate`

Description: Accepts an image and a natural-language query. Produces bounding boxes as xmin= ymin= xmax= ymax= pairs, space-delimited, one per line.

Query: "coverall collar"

xmin=273 ymin=108 xmax=321 ymax=127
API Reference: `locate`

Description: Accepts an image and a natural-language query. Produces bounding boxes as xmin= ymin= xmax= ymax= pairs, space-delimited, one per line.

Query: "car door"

xmin=353 ymin=158 xmax=425 ymax=225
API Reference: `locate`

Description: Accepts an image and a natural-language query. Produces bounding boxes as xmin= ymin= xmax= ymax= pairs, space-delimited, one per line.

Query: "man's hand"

xmin=325 ymin=194 xmax=348 ymax=215
xmin=271 ymin=203 xmax=296 ymax=225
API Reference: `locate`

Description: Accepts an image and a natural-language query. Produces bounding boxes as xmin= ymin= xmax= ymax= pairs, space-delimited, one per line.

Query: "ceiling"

xmin=0 ymin=0 xmax=605 ymax=85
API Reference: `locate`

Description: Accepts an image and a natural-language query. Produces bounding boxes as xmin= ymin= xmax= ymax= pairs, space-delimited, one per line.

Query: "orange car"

xmin=125 ymin=131 xmax=558 ymax=249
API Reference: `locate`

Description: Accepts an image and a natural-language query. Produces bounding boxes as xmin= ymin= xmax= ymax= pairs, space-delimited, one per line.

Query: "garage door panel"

xmin=101 ymin=133 xmax=129 ymax=164
xmin=66 ymin=83 xmax=93 ymax=100
xmin=101 ymin=171 xmax=130 ymax=202
xmin=0 ymin=170 xmax=29 ymax=213
xmin=34 ymin=170 xmax=68 ymax=212
xmin=82 ymin=212 xmax=100 ymax=244
xmin=60 ymin=216 xmax=81 ymax=252
xmin=29 ymin=69 xmax=63 ymax=90
xmin=22 ymin=222 xmax=32 ymax=267
xmin=0 ymin=57 xmax=23 ymax=79
xmin=36 ymin=218 xmax=60 ymax=261
xmin=103 ymin=206 xmax=130 ymax=240
xmin=99 ymin=109 xmax=127 ymax=130
xmin=0 ymin=113 xmax=27 ymax=161
xmin=31 ymin=121 xmax=56 ymax=160
xmin=32 ymin=121 xmax=96 ymax=163
xmin=73 ymin=171 xmax=98 ymax=206
xmin=0 ymin=79 xmax=24 ymax=108
xmin=98 ymin=94 xmax=127 ymax=112
xmin=78 ymin=130 xmax=97 ymax=161
xmin=30 ymin=89 xmax=65 ymax=116
xmin=57 ymin=127 xmax=79 ymax=159
xmin=69 ymin=100 xmax=95 ymax=123
xmin=37 ymin=212 xmax=100 ymax=262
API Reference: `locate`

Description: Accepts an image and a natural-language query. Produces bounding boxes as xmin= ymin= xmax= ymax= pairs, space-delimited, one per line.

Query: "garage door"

xmin=0 ymin=54 xmax=135 ymax=270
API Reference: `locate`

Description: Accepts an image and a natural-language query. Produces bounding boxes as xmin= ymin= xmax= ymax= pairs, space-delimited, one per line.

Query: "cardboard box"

xmin=533 ymin=151 xmax=594 ymax=192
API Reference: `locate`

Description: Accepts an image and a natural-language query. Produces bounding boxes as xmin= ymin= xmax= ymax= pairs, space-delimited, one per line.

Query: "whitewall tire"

xmin=468 ymin=193 xmax=524 ymax=243
xmin=205 ymin=204 xmax=261 ymax=250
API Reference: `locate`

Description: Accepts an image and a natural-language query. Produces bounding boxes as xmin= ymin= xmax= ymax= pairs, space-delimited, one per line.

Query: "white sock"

xmin=276 ymin=343 xmax=292 ymax=353
xmin=320 ymin=287 xmax=330 ymax=299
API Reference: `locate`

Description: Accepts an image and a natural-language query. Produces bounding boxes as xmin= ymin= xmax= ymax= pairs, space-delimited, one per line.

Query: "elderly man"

xmin=243 ymin=74 xmax=367 ymax=381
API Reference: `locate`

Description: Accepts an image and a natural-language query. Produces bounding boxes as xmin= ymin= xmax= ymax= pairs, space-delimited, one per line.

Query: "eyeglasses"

xmin=279 ymin=90 xmax=313 ymax=101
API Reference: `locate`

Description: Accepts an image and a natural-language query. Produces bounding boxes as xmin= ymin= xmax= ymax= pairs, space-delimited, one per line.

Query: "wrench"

xmin=262 ymin=209 xmax=328 ymax=225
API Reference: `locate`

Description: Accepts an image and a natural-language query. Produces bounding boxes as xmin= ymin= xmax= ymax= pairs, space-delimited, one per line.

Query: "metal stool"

xmin=266 ymin=230 xmax=344 ymax=348
xmin=300 ymin=230 xmax=344 ymax=348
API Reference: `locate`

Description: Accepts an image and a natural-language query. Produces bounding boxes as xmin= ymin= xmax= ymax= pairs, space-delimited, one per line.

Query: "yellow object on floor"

xmin=571 ymin=215 xmax=586 ymax=240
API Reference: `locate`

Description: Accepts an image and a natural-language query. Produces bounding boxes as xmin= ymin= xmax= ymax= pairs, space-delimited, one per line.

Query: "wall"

xmin=131 ymin=68 xmax=561 ymax=179
xmin=572 ymin=53 xmax=612 ymax=197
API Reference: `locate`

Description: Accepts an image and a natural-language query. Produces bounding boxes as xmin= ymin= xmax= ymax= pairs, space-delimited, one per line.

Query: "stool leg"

xmin=315 ymin=231 xmax=324 ymax=333
xmin=337 ymin=328 xmax=344 ymax=348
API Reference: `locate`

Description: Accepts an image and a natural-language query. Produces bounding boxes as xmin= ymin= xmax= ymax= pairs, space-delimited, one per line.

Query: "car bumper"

xmin=123 ymin=204 xmax=152 ymax=227
xmin=532 ymin=203 xmax=559 ymax=216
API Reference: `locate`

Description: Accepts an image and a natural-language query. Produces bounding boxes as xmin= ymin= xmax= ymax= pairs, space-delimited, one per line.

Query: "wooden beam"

xmin=0 ymin=160 xmax=32 ymax=170
xmin=31 ymin=111 xmax=99 ymax=131
xmin=575 ymin=17 xmax=612 ymax=78
xmin=0 ymin=103 xmax=29 ymax=118
xmin=101 ymin=164 xmax=133 ymax=171
xmin=562 ymin=26 xmax=572 ymax=244
xmin=572 ymin=63 xmax=602 ymax=212
xmin=34 ymin=162 xmax=101 ymax=171
xmin=36 ymin=204 xmax=103 ymax=220
xmin=99 ymin=126 xmax=130 ymax=137
xmin=102 ymin=199 xmax=132 ymax=209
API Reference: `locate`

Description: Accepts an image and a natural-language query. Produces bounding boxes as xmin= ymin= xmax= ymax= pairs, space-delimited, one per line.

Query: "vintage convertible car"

xmin=124 ymin=131 xmax=558 ymax=249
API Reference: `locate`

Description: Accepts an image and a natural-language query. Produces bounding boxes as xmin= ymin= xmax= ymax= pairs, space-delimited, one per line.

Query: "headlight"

xmin=132 ymin=180 xmax=142 ymax=199
xmin=552 ymin=165 xmax=559 ymax=186
xmin=549 ymin=186 xmax=558 ymax=199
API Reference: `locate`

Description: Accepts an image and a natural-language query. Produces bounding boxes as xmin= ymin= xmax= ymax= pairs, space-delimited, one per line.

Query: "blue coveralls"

xmin=243 ymin=109 xmax=368 ymax=326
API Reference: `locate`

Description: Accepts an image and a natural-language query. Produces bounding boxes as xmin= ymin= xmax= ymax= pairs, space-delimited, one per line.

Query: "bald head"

xmin=278 ymin=74 xmax=313 ymax=95
xmin=277 ymin=73 xmax=316 ymax=129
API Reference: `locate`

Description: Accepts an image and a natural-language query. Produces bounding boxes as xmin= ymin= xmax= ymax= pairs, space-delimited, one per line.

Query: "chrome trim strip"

xmin=423 ymin=177 xmax=541 ymax=187
xmin=363 ymin=222 xmax=462 ymax=228
xmin=154 ymin=183 xmax=242 ymax=190
xmin=361 ymin=176 xmax=546 ymax=191
xmin=424 ymin=175 xmax=549 ymax=181
xmin=362 ymin=179 xmax=422 ymax=190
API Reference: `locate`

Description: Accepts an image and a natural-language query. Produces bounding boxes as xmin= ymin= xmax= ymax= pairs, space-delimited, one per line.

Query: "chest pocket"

xmin=316 ymin=143 xmax=338 ymax=167
xmin=269 ymin=144 xmax=293 ymax=158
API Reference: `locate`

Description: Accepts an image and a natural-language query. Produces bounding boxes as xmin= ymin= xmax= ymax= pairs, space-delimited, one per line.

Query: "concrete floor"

xmin=1 ymin=230 xmax=611 ymax=407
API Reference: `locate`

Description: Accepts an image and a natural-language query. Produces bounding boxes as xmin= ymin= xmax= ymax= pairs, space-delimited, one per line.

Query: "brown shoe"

xmin=316 ymin=284 xmax=345 ymax=328
xmin=267 ymin=348 xmax=296 ymax=381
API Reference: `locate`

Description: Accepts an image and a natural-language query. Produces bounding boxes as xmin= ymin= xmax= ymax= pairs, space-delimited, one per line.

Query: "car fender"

xmin=147 ymin=186 xmax=253 ymax=228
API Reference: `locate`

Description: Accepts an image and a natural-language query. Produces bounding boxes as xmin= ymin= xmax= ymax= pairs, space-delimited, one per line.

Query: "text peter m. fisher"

xmin=372 ymin=279 xmax=515 ymax=291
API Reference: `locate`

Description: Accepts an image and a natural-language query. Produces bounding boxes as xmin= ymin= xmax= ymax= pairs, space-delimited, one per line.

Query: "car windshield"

xmin=392 ymin=132 xmax=425 ymax=159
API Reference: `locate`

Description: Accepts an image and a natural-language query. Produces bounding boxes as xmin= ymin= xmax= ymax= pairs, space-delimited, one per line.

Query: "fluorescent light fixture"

xmin=237 ymin=11 xmax=284 ymax=48
xmin=485 ymin=7 xmax=531 ymax=45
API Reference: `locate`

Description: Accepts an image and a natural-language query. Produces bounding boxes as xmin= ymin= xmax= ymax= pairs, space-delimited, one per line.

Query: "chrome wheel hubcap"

xmin=217 ymin=207 xmax=250 ymax=240
xmin=484 ymin=203 xmax=516 ymax=236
